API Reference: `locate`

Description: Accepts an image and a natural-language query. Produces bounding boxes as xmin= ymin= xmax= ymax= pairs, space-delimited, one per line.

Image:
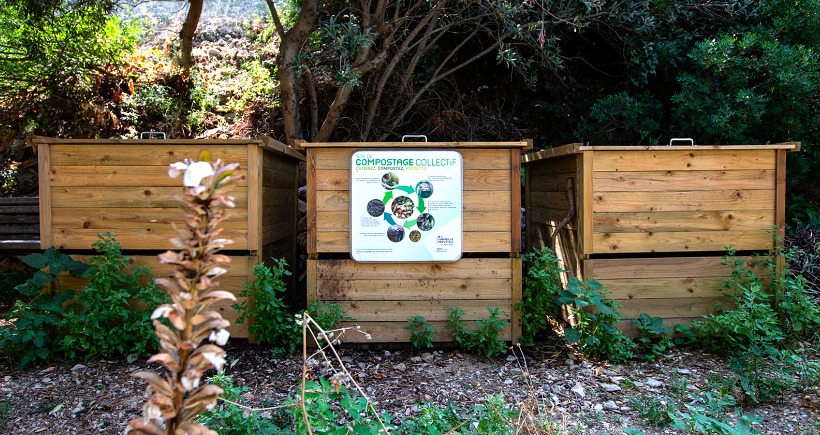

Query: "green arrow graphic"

xmin=404 ymin=219 xmax=417 ymax=229
xmin=382 ymin=190 xmax=393 ymax=203
xmin=417 ymin=197 xmax=426 ymax=213
xmin=397 ymin=185 xmax=415 ymax=194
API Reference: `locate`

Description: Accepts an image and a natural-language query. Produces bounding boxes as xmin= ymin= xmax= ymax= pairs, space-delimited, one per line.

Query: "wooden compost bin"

xmin=304 ymin=141 xmax=530 ymax=343
xmin=35 ymin=136 xmax=305 ymax=338
xmin=523 ymin=142 xmax=800 ymax=334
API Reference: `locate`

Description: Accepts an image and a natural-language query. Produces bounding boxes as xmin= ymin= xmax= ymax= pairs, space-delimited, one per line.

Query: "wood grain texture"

xmin=591 ymin=189 xmax=776 ymax=212
xmin=50 ymin=186 xmax=249 ymax=208
xmin=593 ymin=210 xmax=774 ymax=233
xmin=591 ymin=230 xmax=774 ymax=253
xmin=48 ymin=144 xmax=251 ymax=166
xmin=326 ymin=321 xmax=512 ymax=343
xmin=593 ymin=149 xmax=776 ymax=172
xmin=593 ymin=169 xmax=774 ymax=192
xmin=48 ymin=165 xmax=248 ymax=187
xmin=38 ymin=142 xmax=52 ymax=248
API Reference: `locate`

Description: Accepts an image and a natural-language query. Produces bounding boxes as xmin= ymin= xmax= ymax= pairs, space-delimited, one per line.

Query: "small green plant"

xmin=289 ymin=378 xmax=391 ymax=434
xmin=307 ymin=300 xmax=347 ymax=332
xmin=60 ymin=233 xmax=166 ymax=362
xmin=234 ymin=258 xmax=296 ymax=356
xmin=406 ymin=315 xmax=436 ymax=350
xmin=632 ymin=313 xmax=675 ymax=361
xmin=0 ymin=398 xmax=11 ymax=426
xmin=556 ymin=277 xmax=635 ymax=363
xmin=518 ymin=248 xmax=564 ymax=344
xmin=627 ymin=394 xmax=676 ymax=426
xmin=446 ymin=306 xmax=508 ymax=358
xmin=197 ymin=373 xmax=286 ymax=434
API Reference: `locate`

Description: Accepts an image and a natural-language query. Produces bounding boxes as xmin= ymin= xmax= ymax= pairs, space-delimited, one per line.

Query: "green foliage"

xmin=556 ymin=277 xmax=635 ymax=363
xmin=446 ymin=306 xmax=508 ymax=358
xmin=0 ymin=398 xmax=10 ymax=426
xmin=289 ymin=377 xmax=391 ymax=434
xmin=307 ymin=300 xmax=347 ymax=332
xmin=397 ymin=394 xmax=519 ymax=435
xmin=0 ymin=234 xmax=164 ymax=368
xmin=631 ymin=314 xmax=675 ymax=361
xmin=577 ymin=92 xmax=662 ymax=145
xmin=234 ymin=259 xmax=296 ymax=356
xmin=59 ymin=233 xmax=166 ymax=362
xmin=405 ymin=315 xmax=436 ymax=351
xmin=518 ymin=248 xmax=564 ymax=344
xmin=225 ymin=60 xmax=276 ymax=112
xmin=0 ymin=248 xmax=87 ymax=368
xmin=198 ymin=373 xmax=287 ymax=434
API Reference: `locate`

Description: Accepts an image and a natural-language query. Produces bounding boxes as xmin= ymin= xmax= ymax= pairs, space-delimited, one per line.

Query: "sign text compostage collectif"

xmin=350 ymin=150 xmax=463 ymax=262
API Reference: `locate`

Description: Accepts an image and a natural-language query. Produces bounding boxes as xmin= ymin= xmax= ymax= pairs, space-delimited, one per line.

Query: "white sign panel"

xmin=350 ymin=150 xmax=463 ymax=262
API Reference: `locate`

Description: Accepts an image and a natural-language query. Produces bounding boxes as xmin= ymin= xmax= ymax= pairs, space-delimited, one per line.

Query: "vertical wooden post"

xmin=510 ymin=148 xmax=521 ymax=256
xmin=576 ymin=150 xmax=594 ymax=261
xmin=246 ymin=143 xmax=263 ymax=255
xmin=775 ymin=148 xmax=788 ymax=247
xmin=306 ymin=148 xmax=318 ymax=259
xmin=511 ymin=256 xmax=523 ymax=343
xmin=37 ymin=140 xmax=52 ymax=249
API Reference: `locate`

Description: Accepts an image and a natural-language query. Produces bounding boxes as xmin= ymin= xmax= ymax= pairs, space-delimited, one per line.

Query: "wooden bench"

xmin=0 ymin=197 xmax=40 ymax=252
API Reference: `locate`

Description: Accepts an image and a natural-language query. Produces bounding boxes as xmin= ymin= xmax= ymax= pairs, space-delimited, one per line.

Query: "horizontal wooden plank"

xmin=50 ymin=187 xmax=248 ymax=209
xmin=0 ymin=205 xmax=39 ymax=214
xmin=48 ymin=165 xmax=248 ymax=187
xmin=616 ymin=317 xmax=693 ymax=338
xmin=596 ymin=276 xmax=727 ymax=299
xmin=528 ymin=173 xmax=576 ymax=193
xmin=592 ymin=189 xmax=776 ymax=212
xmin=49 ymin=228 xmax=249 ymax=251
xmin=330 ymin=299 xmax=512 ymax=322
xmin=302 ymin=141 xmax=528 ymax=149
xmin=593 ymin=210 xmax=775 ymax=233
xmin=530 ymin=191 xmax=572 ymax=210
xmin=315 ymin=190 xmax=510 ymax=213
xmin=315 ymin=231 xmax=511 ymax=253
xmin=614 ymin=297 xmax=724 ymax=320
xmin=592 ymin=230 xmax=774 ymax=253
xmin=50 ymin=208 xmax=248 ymax=230
xmin=316 ymin=258 xmax=514 ymax=280
xmin=262 ymin=187 xmax=295 ymax=207
xmin=584 ymin=256 xmax=767 ymax=279
xmin=316 ymin=278 xmax=513 ymax=301
xmin=312 ymin=149 xmax=511 ymax=170
xmin=0 ymin=225 xmax=39 ymax=234
xmin=593 ymin=150 xmax=776 ymax=172
xmin=263 ymin=167 xmax=297 ymax=188
xmin=326 ymin=321 xmax=512 ymax=343
xmin=593 ymin=169 xmax=775 ymax=192
xmin=48 ymin=144 xmax=250 ymax=166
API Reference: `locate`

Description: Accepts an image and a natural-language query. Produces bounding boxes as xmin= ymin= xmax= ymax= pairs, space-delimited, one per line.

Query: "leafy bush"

xmin=446 ymin=306 xmax=508 ymax=358
xmin=632 ymin=313 xmax=675 ymax=361
xmin=578 ymin=92 xmax=662 ymax=145
xmin=198 ymin=373 xmax=287 ymax=434
xmin=556 ymin=277 xmax=635 ymax=363
xmin=518 ymin=247 xmax=564 ymax=344
xmin=234 ymin=259 xmax=296 ymax=356
xmin=289 ymin=377 xmax=391 ymax=434
xmin=405 ymin=315 xmax=436 ymax=350
xmin=0 ymin=234 xmax=165 ymax=368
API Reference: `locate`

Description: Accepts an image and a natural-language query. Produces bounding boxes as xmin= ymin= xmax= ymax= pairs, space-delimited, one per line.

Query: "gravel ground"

xmin=1 ymin=340 xmax=817 ymax=434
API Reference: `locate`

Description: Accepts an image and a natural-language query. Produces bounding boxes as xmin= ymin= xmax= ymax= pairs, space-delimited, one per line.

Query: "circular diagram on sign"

xmin=415 ymin=180 xmax=434 ymax=198
xmin=381 ymin=172 xmax=399 ymax=190
xmin=391 ymin=196 xmax=415 ymax=219
xmin=387 ymin=225 xmax=405 ymax=242
xmin=409 ymin=230 xmax=421 ymax=242
xmin=366 ymin=199 xmax=385 ymax=217
xmin=416 ymin=213 xmax=435 ymax=231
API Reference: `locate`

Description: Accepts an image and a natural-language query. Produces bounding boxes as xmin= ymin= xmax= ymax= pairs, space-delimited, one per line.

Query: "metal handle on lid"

xmin=669 ymin=137 xmax=694 ymax=146
xmin=140 ymin=131 xmax=167 ymax=139
xmin=401 ymin=134 xmax=427 ymax=142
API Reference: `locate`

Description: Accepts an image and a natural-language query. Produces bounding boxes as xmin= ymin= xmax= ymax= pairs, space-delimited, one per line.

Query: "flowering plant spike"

xmin=127 ymin=150 xmax=240 ymax=435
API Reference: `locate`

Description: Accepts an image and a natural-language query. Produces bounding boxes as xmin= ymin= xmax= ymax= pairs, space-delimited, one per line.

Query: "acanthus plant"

xmin=127 ymin=150 xmax=241 ymax=435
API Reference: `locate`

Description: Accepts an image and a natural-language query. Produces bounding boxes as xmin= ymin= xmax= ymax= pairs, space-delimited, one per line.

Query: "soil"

xmin=0 ymin=339 xmax=817 ymax=434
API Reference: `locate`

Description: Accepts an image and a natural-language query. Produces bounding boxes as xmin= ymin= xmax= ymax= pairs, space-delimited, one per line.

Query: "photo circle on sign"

xmin=409 ymin=230 xmax=421 ymax=242
xmin=366 ymin=199 xmax=385 ymax=217
xmin=415 ymin=180 xmax=433 ymax=198
xmin=381 ymin=172 xmax=399 ymax=190
xmin=391 ymin=196 xmax=415 ymax=219
xmin=417 ymin=213 xmax=435 ymax=231
xmin=387 ymin=225 xmax=405 ymax=242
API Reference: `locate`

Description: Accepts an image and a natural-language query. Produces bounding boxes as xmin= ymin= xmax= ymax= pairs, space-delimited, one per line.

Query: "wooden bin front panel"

xmin=57 ymin=254 xmax=255 ymax=338
xmin=590 ymin=149 xmax=778 ymax=255
xmin=309 ymin=148 xmax=519 ymax=255
xmin=584 ymin=255 xmax=769 ymax=336
xmin=39 ymin=141 xmax=254 ymax=251
xmin=308 ymin=258 xmax=521 ymax=343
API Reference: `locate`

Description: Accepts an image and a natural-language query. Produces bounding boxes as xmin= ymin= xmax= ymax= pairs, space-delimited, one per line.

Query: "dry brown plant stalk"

xmin=127 ymin=150 xmax=240 ymax=435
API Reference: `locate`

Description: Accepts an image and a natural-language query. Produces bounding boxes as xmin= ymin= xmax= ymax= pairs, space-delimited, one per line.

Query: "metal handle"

xmin=140 ymin=131 xmax=167 ymax=139
xmin=669 ymin=137 xmax=694 ymax=146
xmin=401 ymin=134 xmax=427 ymax=142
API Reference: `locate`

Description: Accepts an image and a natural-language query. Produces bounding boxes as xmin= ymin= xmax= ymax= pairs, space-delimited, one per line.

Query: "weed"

xmin=405 ymin=315 xmax=436 ymax=350
xmin=446 ymin=306 xmax=509 ymax=358
xmin=627 ymin=394 xmax=675 ymax=426
xmin=556 ymin=277 xmax=635 ymax=363
xmin=0 ymin=398 xmax=10 ymax=426
xmin=632 ymin=313 xmax=675 ymax=361
xmin=518 ymin=247 xmax=564 ymax=344
xmin=234 ymin=259 xmax=296 ymax=356
xmin=198 ymin=373 xmax=286 ymax=434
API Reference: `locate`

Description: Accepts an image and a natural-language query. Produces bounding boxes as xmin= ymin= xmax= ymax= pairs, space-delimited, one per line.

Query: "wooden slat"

xmin=510 ymin=149 xmax=521 ymax=254
xmin=248 ymin=144 xmax=262 ymax=253
xmin=38 ymin=143 xmax=52 ymax=248
xmin=316 ymin=278 xmax=512 ymax=300
xmin=50 ymin=186 xmax=248 ymax=208
xmin=593 ymin=169 xmax=775 ymax=192
xmin=593 ymin=210 xmax=775 ymax=233
xmin=593 ymin=149 xmax=776 ymax=172
xmin=316 ymin=258 xmax=513 ymax=280
xmin=616 ymin=317 xmax=693 ymax=338
xmin=51 ymin=208 xmax=248 ymax=229
xmin=592 ymin=189 xmax=776 ymax=212
xmin=48 ymin=165 xmax=248 ymax=187
xmin=313 ymin=149 xmax=511 ymax=170
xmin=529 ymin=173 xmax=576 ymax=193
xmin=775 ymin=149 xmax=787 ymax=243
xmin=315 ymin=231 xmax=511 ymax=253
xmin=51 ymin=228 xmax=249 ymax=250
xmin=333 ymin=299 xmax=512 ymax=322
xmin=584 ymin=256 xmax=767 ymax=279
xmin=302 ymin=141 xmax=528 ymax=149
xmin=511 ymin=256 xmax=522 ymax=342
xmin=615 ymin=297 xmax=723 ymax=319
xmin=579 ymin=152 xmax=593 ymax=257
xmin=330 ymin=321 xmax=512 ymax=343
xmin=597 ymin=276 xmax=728 ymax=299
xmin=48 ymin=144 xmax=250 ymax=166
xmin=592 ymin=230 xmax=774 ymax=254
xmin=307 ymin=150 xmax=318 ymax=256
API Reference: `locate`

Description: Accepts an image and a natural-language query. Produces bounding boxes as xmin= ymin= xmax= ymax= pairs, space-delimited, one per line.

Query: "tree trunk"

xmin=179 ymin=0 xmax=203 ymax=68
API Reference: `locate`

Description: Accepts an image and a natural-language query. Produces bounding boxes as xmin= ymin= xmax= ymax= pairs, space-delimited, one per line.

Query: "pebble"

xmin=506 ymin=355 xmax=516 ymax=362
xmin=384 ymin=351 xmax=391 ymax=357
xmin=421 ymin=353 xmax=434 ymax=363
xmin=571 ymin=382 xmax=585 ymax=397
xmin=71 ymin=364 xmax=86 ymax=371
xmin=677 ymin=368 xmax=691 ymax=375
xmin=600 ymin=383 xmax=622 ymax=392
xmin=504 ymin=379 xmax=514 ymax=385
xmin=644 ymin=378 xmax=664 ymax=388
xmin=603 ymin=401 xmax=618 ymax=410
xmin=394 ymin=363 xmax=407 ymax=372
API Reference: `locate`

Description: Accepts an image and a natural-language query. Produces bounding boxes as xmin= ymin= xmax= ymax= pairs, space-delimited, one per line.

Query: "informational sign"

xmin=350 ymin=150 xmax=463 ymax=262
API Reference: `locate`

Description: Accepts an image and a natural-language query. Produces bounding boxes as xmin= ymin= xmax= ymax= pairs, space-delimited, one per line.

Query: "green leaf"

xmin=564 ymin=327 xmax=581 ymax=343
